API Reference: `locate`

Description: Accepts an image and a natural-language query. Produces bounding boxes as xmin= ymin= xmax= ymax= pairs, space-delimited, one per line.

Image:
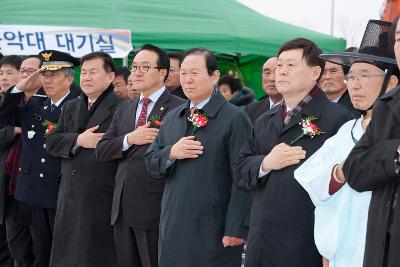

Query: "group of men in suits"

xmin=0 ymin=34 xmax=383 ymax=267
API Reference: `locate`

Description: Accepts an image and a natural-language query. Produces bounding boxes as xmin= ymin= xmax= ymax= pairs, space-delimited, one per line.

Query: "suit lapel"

xmin=147 ymin=89 xmax=171 ymax=122
xmin=280 ymin=90 xmax=326 ymax=137
xmin=86 ymin=93 xmax=115 ymax=129
xmin=281 ymin=112 xmax=302 ymax=134
xmin=265 ymin=106 xmax=283 ymax=133
xmin=126 ymin=98 xmax=139 ymax=132
xmin=74 ymin=98 xmax=90 ymax=132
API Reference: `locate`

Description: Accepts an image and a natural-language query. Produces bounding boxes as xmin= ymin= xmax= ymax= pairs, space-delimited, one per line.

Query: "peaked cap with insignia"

xmin=39 ymin=50 xmax=80 ymax=72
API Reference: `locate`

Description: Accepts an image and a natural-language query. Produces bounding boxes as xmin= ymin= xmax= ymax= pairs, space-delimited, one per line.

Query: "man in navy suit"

xmin=0 ymin=50 xmax=79 ymax=267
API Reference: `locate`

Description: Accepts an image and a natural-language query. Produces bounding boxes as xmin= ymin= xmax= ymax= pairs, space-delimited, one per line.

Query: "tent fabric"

xmin=1 ymin=0 xmax=346 ymax=97
xmin=1 ymin=0 xmax=345 ymax=57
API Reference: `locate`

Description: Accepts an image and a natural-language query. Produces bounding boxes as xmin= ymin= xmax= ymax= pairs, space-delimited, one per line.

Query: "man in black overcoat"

xmin=233 ymin=38 xmax=352 ymax=267
xmin=46 ymin=52 xmax=121 ymax=267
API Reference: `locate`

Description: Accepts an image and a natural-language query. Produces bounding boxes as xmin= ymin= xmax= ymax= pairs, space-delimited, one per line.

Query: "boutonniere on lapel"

xmin=42 ymin=120 xmax=58 ymax=137
xmin=187 ymin=110 xmax=208 ymax=136
xmin=290 ymin=116 xmax=324 ymax=145
xmin=149 ymin=115 xmax=163 ymax=129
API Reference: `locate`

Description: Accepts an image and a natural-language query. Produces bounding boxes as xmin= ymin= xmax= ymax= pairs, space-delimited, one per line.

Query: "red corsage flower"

xmin=290 ymin=116 xmax=324 ymax=145
xmin=149 ymin=115 xmax=163 ymax=129
xmin=187 ymin=110 xmax=208 ymax=136
xmin=42 ymin=120 xmax=58 ymax=137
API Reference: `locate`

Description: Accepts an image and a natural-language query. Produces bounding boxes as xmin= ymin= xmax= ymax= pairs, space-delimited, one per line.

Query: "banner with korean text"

xmin=0 ymin=25 xmax=132 ymax=58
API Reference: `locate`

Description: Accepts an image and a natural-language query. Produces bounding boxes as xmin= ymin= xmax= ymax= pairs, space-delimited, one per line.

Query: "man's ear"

xmin=159 ymin=68 xmax=168 ymax=82
xmin=386 ymin=75 xmax=399 ymax=93
xmin=67 ymin=75 xmax=74 ymax=85
xmin=108 ymin=71 xmax=116 ymax=83
xmin=311 ymin=66 xmax=322 ymax=82
xmin=211 ymin=70 xmax=220 ymax=85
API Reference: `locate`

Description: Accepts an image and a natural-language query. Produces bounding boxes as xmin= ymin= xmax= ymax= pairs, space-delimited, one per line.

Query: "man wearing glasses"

xmin=96 ymin=44 xmax=184 ymax=267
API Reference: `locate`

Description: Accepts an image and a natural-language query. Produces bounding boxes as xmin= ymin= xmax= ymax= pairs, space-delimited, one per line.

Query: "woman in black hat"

xmin=295 ymin=19 xmax=399 ymax=267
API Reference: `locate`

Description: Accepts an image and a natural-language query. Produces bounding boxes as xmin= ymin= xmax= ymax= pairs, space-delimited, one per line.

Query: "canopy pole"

xmin=122 ymin=56 xmax=128 ymax=67
xmin=330 ymin=0 xmax=335 ymax=36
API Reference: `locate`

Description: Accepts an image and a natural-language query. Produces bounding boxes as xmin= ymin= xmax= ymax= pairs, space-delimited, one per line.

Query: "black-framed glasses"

xmin=131 ymin=65 xmax=159 ymax=73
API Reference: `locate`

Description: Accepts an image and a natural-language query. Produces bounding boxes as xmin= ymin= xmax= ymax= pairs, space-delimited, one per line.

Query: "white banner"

xmin=0 ymin=25 xmax=133 ymax=58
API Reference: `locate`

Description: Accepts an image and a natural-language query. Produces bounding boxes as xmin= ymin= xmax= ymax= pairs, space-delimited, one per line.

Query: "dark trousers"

xmin=114 ymin=213 xmax=158 ymax=267
xmin=29 ymin=207 xmax=55 ymax=267
xmin=0 ymin=224 xmax=13 ymax=267
xmin=5 ymin=198 xmax=34 ymax=267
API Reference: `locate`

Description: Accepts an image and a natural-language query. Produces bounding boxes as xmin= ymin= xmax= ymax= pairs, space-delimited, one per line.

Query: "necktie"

xmin=51 ymin=104 xmax=58 ymax=112
xmin=88 ymin=100 xmax=94 ymax=110
xmin=136 ymin=98 xmax=151 ymax=128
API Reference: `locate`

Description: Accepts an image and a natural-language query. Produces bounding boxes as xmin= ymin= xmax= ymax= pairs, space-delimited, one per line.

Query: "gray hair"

xmin=62 ymin=68 xmax=74 ymax=77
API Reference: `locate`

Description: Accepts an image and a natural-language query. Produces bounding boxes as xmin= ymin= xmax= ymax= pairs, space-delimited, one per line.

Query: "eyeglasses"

xmin=20 ymin=69 xmax=38 ymax=75
xmin=345 ymin=73 xmax=386 ymax=82
xmin=131 ymin=65 xmax=159 ymax=73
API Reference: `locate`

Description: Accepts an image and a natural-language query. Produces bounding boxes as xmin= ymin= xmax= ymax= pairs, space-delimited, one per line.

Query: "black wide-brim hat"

xmin=38 ymin=50 xmax=80 ymax=72
xmin=320 ymin=20 xmax=397 ymax=69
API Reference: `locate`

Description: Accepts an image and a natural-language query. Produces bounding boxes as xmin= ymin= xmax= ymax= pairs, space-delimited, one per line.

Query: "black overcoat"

xmin=343 ymin=87 xmax=400 ymax=267
xmin=245 ymin=97 xmax=271 ymax=123
xmin=45 ymin=87 xmax=121 ymax=267
xmin=233 ymin=90 xmax=351 ymax=267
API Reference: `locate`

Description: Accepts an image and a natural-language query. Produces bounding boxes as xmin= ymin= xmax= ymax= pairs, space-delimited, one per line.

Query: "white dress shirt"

xmin=122 ymin=86 xmax=166 ymax=151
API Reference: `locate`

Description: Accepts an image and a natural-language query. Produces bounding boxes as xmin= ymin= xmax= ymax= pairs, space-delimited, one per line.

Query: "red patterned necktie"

xmin=88 ymin=100 xmax=94 ymax=110
xmin=136 ymin=98 xmax=151 ymax=128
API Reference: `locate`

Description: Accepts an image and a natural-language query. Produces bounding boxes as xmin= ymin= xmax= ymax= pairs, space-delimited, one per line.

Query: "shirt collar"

xmin=51 ymin=90 xmax=70 ymax=107
xmin=190 ymin=97 xmax=211 ymax=109
xmin=269 ymin=98 xmax=281 ymax=109
xmin=139 ymin=86 xmax=166 ymax=104
xmin=332 ymin=95 xmax=341 ymax=103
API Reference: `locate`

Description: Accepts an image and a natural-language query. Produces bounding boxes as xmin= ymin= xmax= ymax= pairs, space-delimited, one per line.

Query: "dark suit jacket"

xmin=343 ymin=86 xmax=400 ymax=267
xmin=246 ymin=97 xmax=271 ymax=123
xmin=45 ymin=86 xmax=120 ymax=267
xmin=96 ymin=89 xmax=185 ymax=229
xmin=0 ymin=91 xmax=76 ymax=208
xmin=233 ymin=89 xmax=352 ymax=266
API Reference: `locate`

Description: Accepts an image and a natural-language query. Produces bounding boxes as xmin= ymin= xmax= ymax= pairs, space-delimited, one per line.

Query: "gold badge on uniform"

xmin=42 ymin=52 xmax=52 ymax=61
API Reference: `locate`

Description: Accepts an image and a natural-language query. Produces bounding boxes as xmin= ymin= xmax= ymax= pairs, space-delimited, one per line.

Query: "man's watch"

xmin=395 ymin=145 xmax=400 ymax=175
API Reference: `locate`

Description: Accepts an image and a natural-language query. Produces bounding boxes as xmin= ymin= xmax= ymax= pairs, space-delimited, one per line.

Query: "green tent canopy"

xmin=0 ymin=0 xmax=346 ymax=97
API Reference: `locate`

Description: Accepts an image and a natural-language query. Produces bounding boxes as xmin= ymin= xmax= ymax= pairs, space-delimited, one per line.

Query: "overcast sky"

xmin=238 ymin=0 xmax=385 ymax=48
